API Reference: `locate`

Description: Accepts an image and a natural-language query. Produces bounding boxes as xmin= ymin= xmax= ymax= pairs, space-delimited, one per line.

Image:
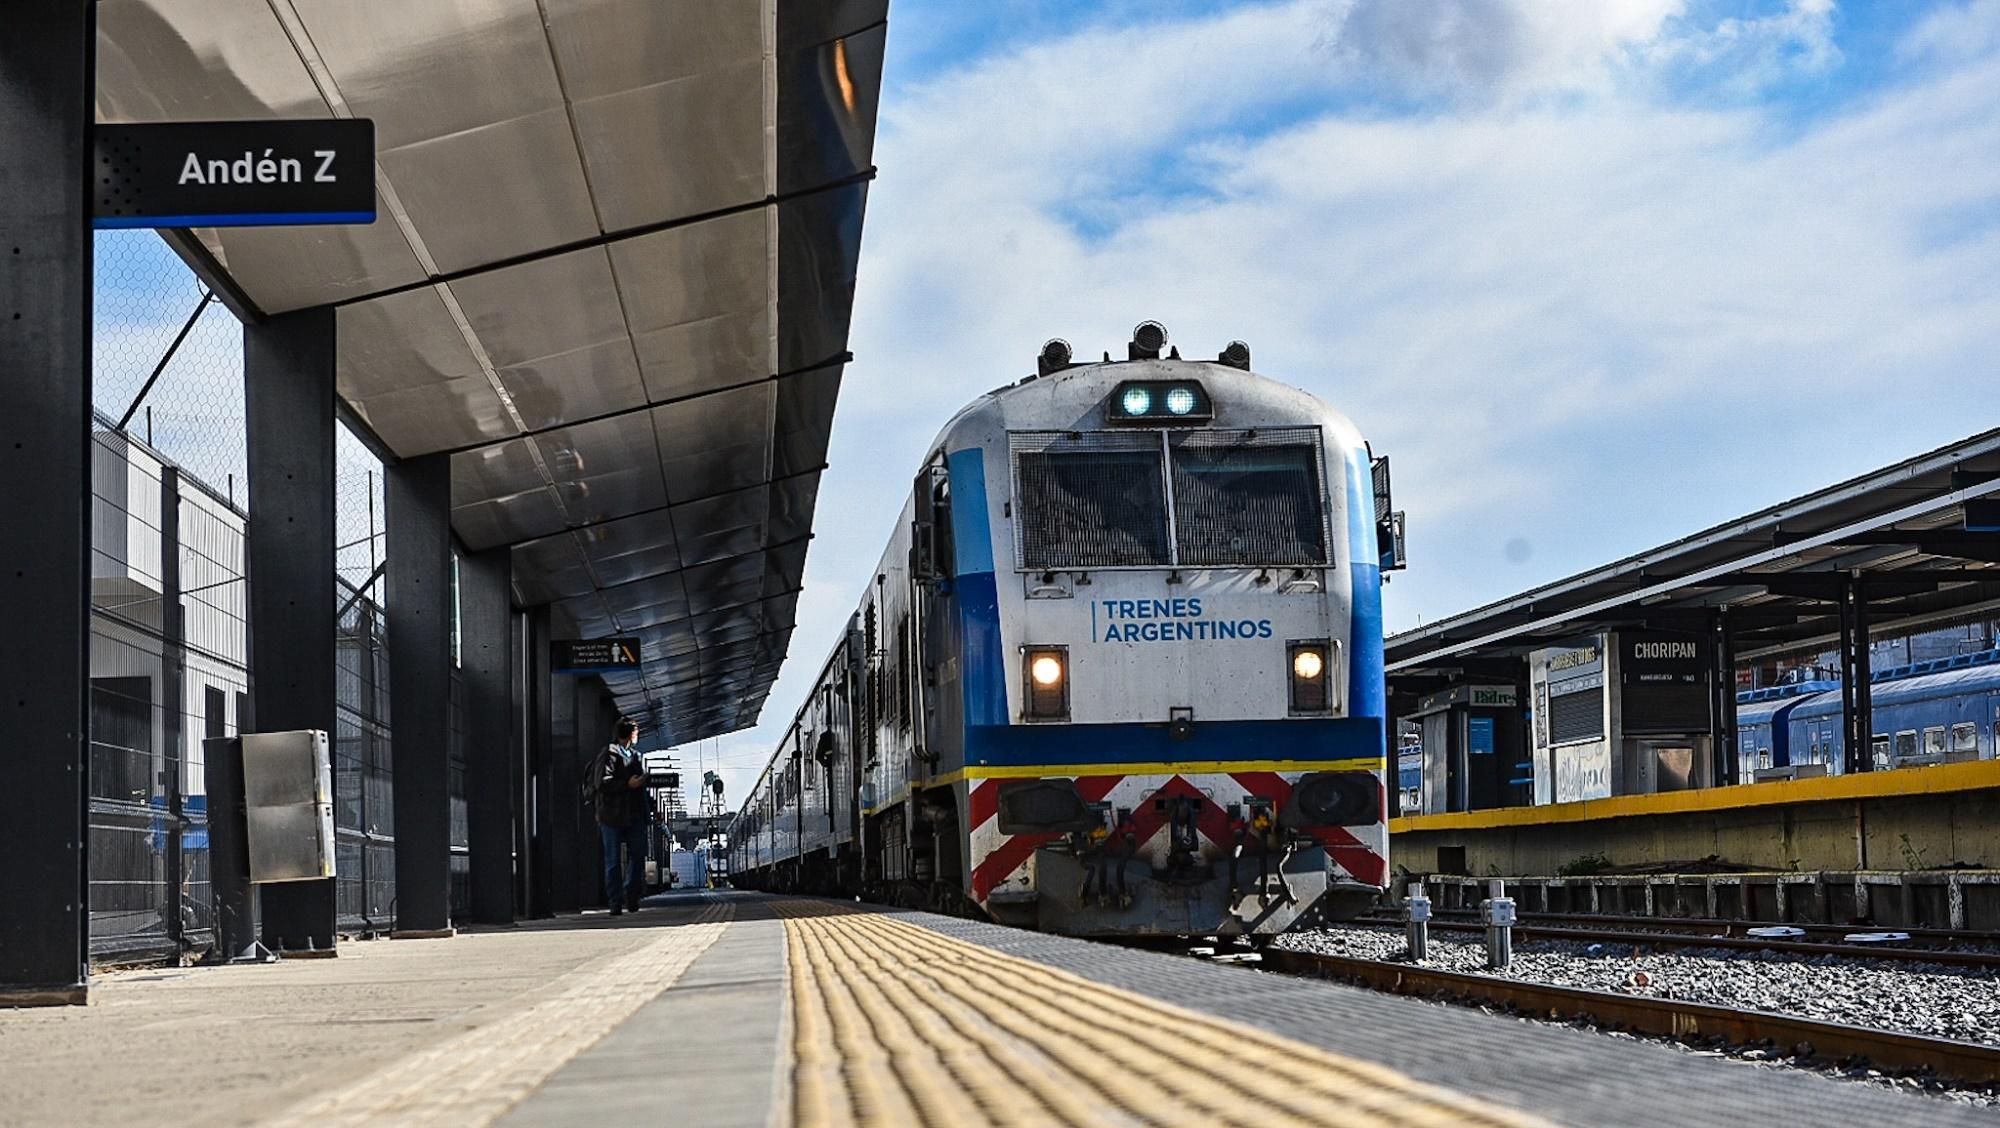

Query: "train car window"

xmin=1924 ymin=726 xmax=1947 ymax=761
xmin=1013 ymin=432 xmax=1169 ymax=567
xmin=1894 ymin=730 xmax=1918 ymax=763
xmin=1168 ymin=435 xmax=1329 ymax=566
xmin=1950 ymin=722 xmax=1978 ymax=760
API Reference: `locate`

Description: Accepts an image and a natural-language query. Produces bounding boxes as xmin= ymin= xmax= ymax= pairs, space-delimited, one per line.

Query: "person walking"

xmin=596 ymin=717 xmax=649 ymax=915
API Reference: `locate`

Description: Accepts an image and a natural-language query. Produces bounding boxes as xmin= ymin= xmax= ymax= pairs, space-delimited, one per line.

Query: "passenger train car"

xmin=729 ymin=324 xmax=1405 ymax=937
xmin=1735 ymin=651 xmax=2000 ymax=778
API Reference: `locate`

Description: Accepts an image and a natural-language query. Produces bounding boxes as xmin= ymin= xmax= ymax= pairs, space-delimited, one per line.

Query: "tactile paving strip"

xmin=263 ymin=900 xmax=732 ymax=1127
xmin=777 ymin=901 xmax=1548 ymax=1128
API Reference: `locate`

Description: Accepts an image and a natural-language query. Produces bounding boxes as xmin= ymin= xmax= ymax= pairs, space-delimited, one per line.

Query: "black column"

xmin=1836 ymin=576 xmax=1876 ymax=775
xmin=386 ymin=453 xmax=454 ymax=935
xmin=1711 ymin=607 xmax=1736 ymax=788
xmin=161 ymin=467 xmax=187 ymax=950
xmin=0 ymin=0 xmax=92 ymax=1005
xmin=525 ymin=607 xmax=555 ymax=917
xmin=548 ymin=673 xmax=581 ymax=913
xmin=461 ymin=547 xmax=513 ymax=924
xmin=244 ymin=308 xmax=338 ymax=953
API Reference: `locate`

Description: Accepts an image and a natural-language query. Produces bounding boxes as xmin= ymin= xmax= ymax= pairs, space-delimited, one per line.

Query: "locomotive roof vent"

xmin=1037 ymin=337 xmax=1073 ymax=376
xmin=1218 ymin=340 xmax=1251 ymax=370
xmin=1128 ymin=320 xmax=1168 ymax=360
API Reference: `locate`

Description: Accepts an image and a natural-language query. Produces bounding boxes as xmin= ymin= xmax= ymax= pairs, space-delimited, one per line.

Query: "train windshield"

xmin=1016 ymin=440 xmax=1171 ymax=567
xmin=1169 ymin=436 xmax=1328 ymax=565
xmin=1011 ymin=428 xmax=1331 ymax=569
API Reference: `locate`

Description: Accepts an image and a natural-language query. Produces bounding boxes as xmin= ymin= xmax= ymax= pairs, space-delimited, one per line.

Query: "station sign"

xmin=92 ymin=119 xmax=375 ymax=229
xmin=552 ymin=637 xmax=642 ymax=674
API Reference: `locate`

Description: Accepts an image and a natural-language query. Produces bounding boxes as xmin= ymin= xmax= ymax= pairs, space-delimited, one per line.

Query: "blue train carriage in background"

xmin=1735 ymin=679 xmax=1840 ymax=778
xmin=1734 ymin=651 xmax=2000 ymax=780
xmin=730 ymin=324 xmax=1407 ymax=938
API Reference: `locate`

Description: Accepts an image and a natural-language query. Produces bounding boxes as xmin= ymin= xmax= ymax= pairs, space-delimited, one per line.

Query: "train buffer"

xmin=7 ymin=889 xmax=1993 ymax=1127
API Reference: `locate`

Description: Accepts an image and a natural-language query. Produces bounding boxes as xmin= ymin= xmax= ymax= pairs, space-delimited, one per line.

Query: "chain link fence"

xmin=87 ymin=230 xmax=401 ymax=957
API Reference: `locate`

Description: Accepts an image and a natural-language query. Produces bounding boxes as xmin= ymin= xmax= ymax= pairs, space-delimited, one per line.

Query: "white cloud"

xmin=1325 ymin=0 xmax=1682 ymax=98
xmin=703 ymin=2 xmax=2000 ymax=786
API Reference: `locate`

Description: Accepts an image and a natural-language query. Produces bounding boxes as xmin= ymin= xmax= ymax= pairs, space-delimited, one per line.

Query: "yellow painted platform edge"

xmin=1390 ymin=757 xmax=2000 ymax=834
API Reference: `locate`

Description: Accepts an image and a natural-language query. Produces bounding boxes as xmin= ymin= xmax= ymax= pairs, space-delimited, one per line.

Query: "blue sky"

xmin=686 ymin=0 xmax=2000 ymax=787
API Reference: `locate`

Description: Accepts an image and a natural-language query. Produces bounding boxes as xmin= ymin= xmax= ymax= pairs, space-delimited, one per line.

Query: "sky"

xmin=681 ymin=0 xmax=2000 ymax=797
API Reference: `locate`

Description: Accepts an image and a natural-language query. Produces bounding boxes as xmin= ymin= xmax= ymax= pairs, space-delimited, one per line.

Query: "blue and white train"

xmin=1736 ymin=650 xmax=2000 ymax=776
xmin=729 ymin=324 xmax=1404 ymax=937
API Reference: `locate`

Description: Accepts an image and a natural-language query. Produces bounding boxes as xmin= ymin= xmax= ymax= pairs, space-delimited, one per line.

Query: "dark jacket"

xmin=595 ymin=743 xmax=647 ymax=827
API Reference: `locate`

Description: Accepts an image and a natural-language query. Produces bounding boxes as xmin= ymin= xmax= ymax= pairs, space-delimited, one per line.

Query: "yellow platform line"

xmin=1392 ymin=756 xmax=2000 ymax=834
xmin=777 ymin=901 xmax=1547 ymax=1128
xmin=262 ymin=901 xmax=731 ymax=1127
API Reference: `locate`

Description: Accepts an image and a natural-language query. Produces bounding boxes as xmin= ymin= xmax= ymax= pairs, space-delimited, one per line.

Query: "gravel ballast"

xmin=1271 ymin=924 xmax=2000 ymax=1045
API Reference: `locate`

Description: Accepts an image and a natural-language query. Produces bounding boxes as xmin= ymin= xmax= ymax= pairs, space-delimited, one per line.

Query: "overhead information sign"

xmin=93 ymin=119 xmax=375 ymax=229
xmin=553 ymin=638 xmax=642 ymax=674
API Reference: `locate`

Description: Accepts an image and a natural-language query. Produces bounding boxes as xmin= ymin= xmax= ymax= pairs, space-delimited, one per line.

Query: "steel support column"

xmin=387 ymin=453 xmax=454 ymax=935
xmin=460 ymin=547 xmax=514 ymax=924
xmin=0 ymin=0 xmax=93 ymax=1005
xmin=1711 ymin=607 xmax=1736 ymax=788
xmin=525 ymin=606 xmax=554 ymax=918
xmin=160 ymin=467 xmax=187 ymax=951
xmin=244 ymin=308 xmax=339 ymax=953
xmin=548 ymin=672 xmax=581 ymax=913
xmin=1837 ymin=576 xmax=1875 ymax=775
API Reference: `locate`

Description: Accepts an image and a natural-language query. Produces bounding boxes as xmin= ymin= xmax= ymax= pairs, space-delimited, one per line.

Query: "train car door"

xmin=910 ymin=459 xmax=960 ymax=770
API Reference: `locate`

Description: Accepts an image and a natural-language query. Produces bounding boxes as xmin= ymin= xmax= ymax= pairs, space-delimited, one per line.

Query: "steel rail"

xmin=1260 ymin=947 xmax=2000 ymax=1085
xmin=1390 ymin=918 xmax=2000 ymax=969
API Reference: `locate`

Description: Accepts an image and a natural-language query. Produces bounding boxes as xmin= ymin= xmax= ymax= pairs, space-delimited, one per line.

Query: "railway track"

xmin=1258 ymin=946 xmax=2000 ymax=1087
xmin=1371 ymin=908 xmax=2000 ymax=946
xmin=1352 ymin=915 xmax=2000 ymax=970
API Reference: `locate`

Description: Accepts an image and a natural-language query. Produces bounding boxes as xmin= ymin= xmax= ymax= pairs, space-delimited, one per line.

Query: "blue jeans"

xmin=600 ymin=821 xmax=647 ymax=909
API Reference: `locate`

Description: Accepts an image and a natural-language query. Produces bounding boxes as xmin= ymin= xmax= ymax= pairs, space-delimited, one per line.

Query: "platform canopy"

xmin=1388 ymin=428 xmax=2000 ymax=694
xmin=96 ymin=0 xmax=886 ymax=742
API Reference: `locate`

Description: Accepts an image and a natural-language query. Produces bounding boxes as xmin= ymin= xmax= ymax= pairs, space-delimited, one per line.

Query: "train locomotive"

xmin=729 ymin=324 xmax=1406 ymax=937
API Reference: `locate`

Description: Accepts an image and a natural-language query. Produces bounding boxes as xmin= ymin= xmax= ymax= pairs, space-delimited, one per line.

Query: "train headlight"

xmin=1031 ymin=654 xmax=1064 ymax=686
xmin=1023 ymin=646 xmax=1070 ymax=720
xmin=1292 ymin=649 xmax=1324 ymax=681
xmin=1288 ymin=640 xmax=1332 ymax=714
xmin=1108 ymin=380 xmax=1212 ymax=425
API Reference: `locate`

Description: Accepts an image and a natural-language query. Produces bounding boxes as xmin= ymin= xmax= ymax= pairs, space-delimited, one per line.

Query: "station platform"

xmin=1 ymin=891 xmax=1984 ymax=1127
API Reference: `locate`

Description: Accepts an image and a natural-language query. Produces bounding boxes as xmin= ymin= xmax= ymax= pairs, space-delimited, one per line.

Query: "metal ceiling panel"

xmin=772 ymin=365 xmax=842 ymax=477
xmin=534 ymin=410 xmax=669 ymax=526
xmin=454 ymin=486 xmax=567 ymax=552
xmin=509 ymin=535 xmax=596 ymax=605
xmin=775 ymin=21 xmax=885 ymax=194
xmin=571 ymin=63 xmax=766 ymax=232
xmin=610 ymin=209 xmax=771 ymax=402
xmin=491 ymin=341 xmax=649 ymax=433
xmin=347 ymin=376 xmax=519 ymax=456
xmin=776 ymin=184 xmax=867 ymax=371
xmin=337 ymin=286 xmax=484 ymax=399
xmin=651 ymin=384 xmax=774 ymax=501
xmin=450 ymin=248 xmax=647 ymax=429
xmin=286 ymin=0 xmax=565 ymax=151
xmin=547 ymin=0 xmax=764 ymax=230
xmin=668 ymin=485 xmax=771 ymax=568
xmin=374 ymin=109 xmax=599 ymax=273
